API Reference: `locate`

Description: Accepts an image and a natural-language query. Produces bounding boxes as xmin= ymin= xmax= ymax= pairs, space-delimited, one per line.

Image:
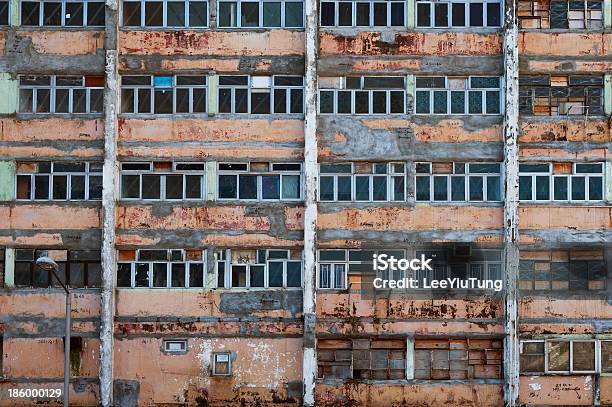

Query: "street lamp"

xmin=36 ymin=255 xmax=70 ymax=407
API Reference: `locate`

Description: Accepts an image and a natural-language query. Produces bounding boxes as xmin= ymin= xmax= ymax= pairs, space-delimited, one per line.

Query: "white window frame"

xmin=212 ymin=352 xmax=232 ymax=376
xmin=319 ymin=76 xmax=406 ymax=115
xmin=117 ymin=249 xmax=207 ymax=289
xmin=120 ymin=162 xmax=206 ymax=201
xmin=16 ymin=162 xmax=103 ymax=201
xmin=20 ymin=0 xmax=105 ymax=26
xmin=163 ymin=339 xmax=188 ymax=352
xmin=215 ymin=249 xmax=303 ymax=289
xmin=217 ymin=162 xmax=303 ymax=201
xmin=120 ymin=75 xmax=208 ymax=115
xmin=415 ymin=0 xmax=502 ymax=28
xmin=519 ymin=162 xmax=605 ymax=202
xmin=121 ymin=0 xmax=209 ymax=27
xmin=319 ymin=0 xmax=406 ymax=27
xmin=414 ymin=76 xmax=503 ymax=115
xmin=19 ymin=75 xmax=104 ymax=114
xmin=217 ymin=0 xmax=304 ymax=28
xmin=319 ymin=162 xmax=407 ymax=202
xmin=415 ymin=162 xmax=503 ymax=202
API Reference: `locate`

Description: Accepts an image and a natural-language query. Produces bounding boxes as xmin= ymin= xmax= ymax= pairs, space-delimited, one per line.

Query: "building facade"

xmin=0 ymin=0 xmax=610 ymax=405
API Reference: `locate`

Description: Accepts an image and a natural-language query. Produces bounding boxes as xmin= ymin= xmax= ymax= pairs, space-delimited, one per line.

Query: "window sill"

xmin=14 ymin=26 xmax=105 ymax=32
xmin=16 ymin=113 xmax=104 ymax=120
xmin=519 ymin=28 xmax=607 ymax=34
xmin=519 ymin=114 xmax=607 ymax=120
xmin=315 ymin=378 xmax=504 ymax=385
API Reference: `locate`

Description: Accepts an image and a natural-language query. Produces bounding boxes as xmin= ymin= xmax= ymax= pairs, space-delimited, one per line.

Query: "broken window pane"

xmin=548 ymin=341 xmax=570 ymax=371
xmin=135 ymin=263 xmax=149 ymax=287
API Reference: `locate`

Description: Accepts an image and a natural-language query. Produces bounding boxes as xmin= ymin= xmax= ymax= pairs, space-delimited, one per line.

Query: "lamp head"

xmin=36 ymin=256 xmax=59 ymax=272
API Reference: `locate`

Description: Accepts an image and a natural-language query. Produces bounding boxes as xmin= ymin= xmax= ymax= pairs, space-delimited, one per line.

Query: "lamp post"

xmin=36 ymin=255 xmax=70 ymax=407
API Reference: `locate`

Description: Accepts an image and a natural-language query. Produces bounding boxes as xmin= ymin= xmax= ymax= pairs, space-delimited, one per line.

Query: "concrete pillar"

xmin=604 ymin=74 xmax=612 ymax=115
xmin=302 ymin=0 xmax=318 ymax=400
xmin=0 ymin=161 xmax=16 ymax=201
xmin=605 ymin=161 xmax=612 ymax=202
xmin=604 ymin=0 xmax=611 ymax=30
xmin=405 ymin=337 xmax=414 ymax=380
xmin=206 ymin=161 xmax=216 ymax=201
xmin=208 ymin=73 xmax=218 ymax=116
xmin=503 ymin=0 xmax=520 ymax=404
xmin=0 ymin=74 xmax=18 ymax=114
xmin=8 ymin=0 xmax=19 ymax=26
xmin=406 ymin=0 xmax=415 ymax=28
xmin=100 ymin=1 xmax=119 ymax=406
xmin=4 ymin=248 xmax=15 ymax=288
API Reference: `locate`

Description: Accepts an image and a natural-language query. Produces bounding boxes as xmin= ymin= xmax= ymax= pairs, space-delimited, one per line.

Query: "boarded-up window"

xmin=519 ymin=75 xmax=603 ymax=116
xmin=317 ymin=338 xmax=406 ymax=380
xmin=414 ymin=338 xmax=502 ymax=379
xmin=602 ymin=341 xmax=612 ymax=373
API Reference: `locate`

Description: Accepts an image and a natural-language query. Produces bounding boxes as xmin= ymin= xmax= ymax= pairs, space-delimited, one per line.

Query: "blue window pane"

xmin=535 ymin=176 xmax=549 ymax=200
xmin=320 ymin=176 xmax=334 ymax=200
xmin=355 ymin=176 xmax=370 ymax=200
xmin=433 ymin=176 xmax=447 ymax=201
xmin=337 ymin=176 xmax=352 ymax=201
xmin=487 ymin=176 xmax=500 ymax=201
xmin=450 ymin=91 xmax=465 ymax=114
xmin=588 ymin=176 xmax=603 ymax=200
xmin=469 ymin=176 xmax=483 ymax=200
xmin=554 ymin=177 xmax=568 ymax=200
xmin=416 ymin=176 xmax=430 ymax=201
xmin=519 ymin=176 xmax=532 ymax=200
xmin=433 ymin=91 xmax=447 ymax=113
xmin=486 ymin=91 xmax=500 ymax=114
xmin=154 ymin=76 xmax=173 ymax=87
xmin=572 ymin=177 xmax=585 ymax=200
xmin=372 ymin=176 xmax=387 ymax=200
xmin=416 ymin=91 xmax=430 ymax=113
xmin=468 ymin=91 xmax=482 ymax=114
xmin=261 ymin=175 xmax=280 ymax=199
xmin=451 ymin=176 xmax=465 ymax=201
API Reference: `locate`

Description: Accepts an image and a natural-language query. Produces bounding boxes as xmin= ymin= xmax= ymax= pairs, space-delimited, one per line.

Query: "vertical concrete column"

xmin=206 ymin=161 xmax=216 ymax=201
xmin=302 ymin=0 xmax=318 ymax=401
xmin=405 ymin=337 xmax=414 ymax=379
xmin=503 ymin=0 xmax=520 ymax=404
xmin=208 ymin=73 xmax=218 ymax=116
xmin=605 ymin=161 xmax=612 ymax=202
xmin=604 ymin=0 xmax=611 ymax=30
xmin=0 ymin=161 xmax=16 ymax=201
xmin=100 ymin=1 xmax=119 ymax=406
xmin=604 ymin=74 xmax=612 ymax=115
xmin=406 ymin=0 xmax=415 ymax=28
xmin=8 ymin=0 xmax=19 ymax=26
xmin=0 ymin=74 xmax=18 ymax=114
xmin=4 ymin=248 xmax=15 ymax=288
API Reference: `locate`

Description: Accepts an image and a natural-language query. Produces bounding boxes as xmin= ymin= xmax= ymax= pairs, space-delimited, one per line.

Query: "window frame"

xmin=163 ymin=339 xmax=188 ymax=353
xmin=20 ymin=0 xmax=105 ymax=27
xmin=518 ymin=162 xmax=604 ymax=202
xmin=212 ymin=352 xmax=232 ymax=376
xmin=121 ymin=0 xmax=209 ymax=27
xmin=319 ymin=0 xmax=407 ymax=27
xmin=415 ymin=0 xmax=503 ymax=28
xmin=319 ymin=76 xmax=407 ymax=115
xmin=19 ymin=75 xmax=104 ymax=115
xmin=119 ymin=162 xmax=206 ymax=201
xmin=520 ymin=339 xmax=601 ymax=374
xmin=217 ymin=0 xmax=304 ymax=28
xmin=16 ymin=162 xmax=103 ymax=201
xmin=415 ymin=76 xmax=503 ymax=115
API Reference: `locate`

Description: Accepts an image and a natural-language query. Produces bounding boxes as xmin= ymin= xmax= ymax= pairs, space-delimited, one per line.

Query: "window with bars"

xmin=217 ymin=0 xmax=303 ymax=27
xmin=319 ymin=76 xmax=405 ymax=115
xmin=416 ymin=0 xmax=501 ymax=27
xmin=415 ymin=338 xmax=503 ymax=379
xmin=518 ymin=163 xmax=604 ymax=201
xmin=16 ymin=162 xmax=103 ymax=201
xmin=0 ymin=1 xmax=9 ymax=25
xmin=319 ymin=162 xmax=406 ymax=202
xmin=21 ymin=0 xmax=104 ymax=26
xmin=415 ymin=76 xmax=501 ymax=115
xmin=218 ymin=76 xmax=304 ymax=114
xmin=519 ymin=250 xmax=607 ymax=291
xmin=19 ymin=76 xmax=104 ymax=114
xmin=216 ymin=249 xmax=303 ymax=288
xmin=121 ymin=75 xmax=207 ymax=114
xmin=415 ymin=162 xmax=502 ymax=202
xmin=520 ymin=339 xmax=605 ymax=374
xmin=217 ymin=162 xmax=302 ymax=201
xmin=14 ymin=249 xmax=101 ymax=288
xmin=318 ymin=338 xmax=406 ymax=380
xmin=117 ymin=249 xmax=206 ymax=288
xmin=122 ymin=0 xmax=208 ymax=26
xmin=519 ymin=75 xmax=603 ymax=115
xmin=519 ymin=0 xmax=603 ymax=29
xmin=120 ymin=162 xmax=205 ymax=200
xmin=320 ymin=0 xmax=405 ymax=27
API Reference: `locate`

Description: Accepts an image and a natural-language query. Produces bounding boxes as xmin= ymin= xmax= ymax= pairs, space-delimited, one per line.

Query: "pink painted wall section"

xmin=319 ymin=32 xmax=502 ymax=56
xmin=316 ymin=383 xmax=503 ymax=406
xmin=519 ymin=32 xmax=612 ymax=58
xmin=0 ymin=119 xmax=103 ymax=142
xmin=519 ymin=375 xmax=594 ymax=405
xmin=14 ymin=30 xmax=103 ymax=55
xmin=0 ymin=292 xmax=100 ymax=318
xmin=113 ymin=337 xmax=303 ymax=405
xmin=0 ymin=205 xmax=101 ymax=231
xmin=520 ymin=298 xmax=612 ymax=320
xmin=116 ymin=232 xmax=302 ymax=248
xmin=520 ymin=119 xmax=611 ymax=143
xmin=519 ymin=206 xmax=611 ymax=230
xmin=318 ymin=206 xmax=504 ymax=231
xmin=118 ymin=30 xmax=304 ymax=56
xmin=600 ymin=376 xmax=612 ymax=405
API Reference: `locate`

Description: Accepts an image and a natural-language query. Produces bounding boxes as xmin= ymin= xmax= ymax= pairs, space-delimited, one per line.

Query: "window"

xmin=21 ymin=0 xmax=104 ymax=26
xmin=212 ymin=352 xmax=232 ymax=376
xmin=16 ymin=162 xmax=102 ymax=201
xmin=218 ymin=76 xmax=304 ymax=114
xmin=319 ymin=76 xmax=405 ymax=114
xmin=415 ymin=338 xmax=503 ymax=379
xmin=415 ymin=76 xmax=501 ymax=114
xmin=318 ymin=338 xmax=406 ymax=380
xmin=163 ymin=339 xmax=188 ymax=352
xmin=520 ymin=339 xmax=599 ymax=374
xmin=518 ymin=0 xmax=603 ymax=29
xmin=518 ymin=162 xmax=604 ymax=201
xmin=117 ymin=249 xmax=206 ymax=288
xmin=0 ymin=1 xmax=9 ymax=25
xmin=217 ymin=162 xmax=301 ymax=201
xmin=413 ymin=249 xmax=502 ymax=286
xmin=120 ymin=162 xmax=205 ymax=200
xmin=602 ymin=341 xmax=612 ymax=373
xmin=19 ymin=76 xmax=104 ymax=114
xmin=122 ymin=0 xmax=208 ymax=26
xmin=320 ymin=0 xmax=405 ymax=27
xmin=216 ymin=249 xmax=303 ymax=288
xmin=416 ymin=0 xmax=501 ymax=27
xmin=415 ymin=162 xmax=502 ymax=202
xmin=519 ymin=75 xmax=603 ymax=116
xmin=319 ymin=162 xmax=406 ymax=202
xmin=519 ymin=249 xmax=607 ymax=291
xmin=14 ymin=249 xmax=101 ymax=288
xmin=218 ymin=0 xmax=303 ymax=27
xmin=121 ymin=75 xmax=207 ymax=114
